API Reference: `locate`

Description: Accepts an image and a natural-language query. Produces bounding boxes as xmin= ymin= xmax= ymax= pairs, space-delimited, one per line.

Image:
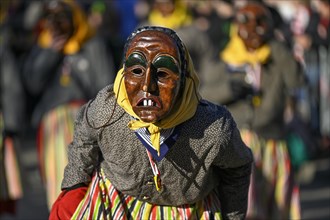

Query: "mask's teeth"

xmin=143 ymin=100 xmax=147 ymax=106
xmin=148 ymin=100 xmax=152 ymax=106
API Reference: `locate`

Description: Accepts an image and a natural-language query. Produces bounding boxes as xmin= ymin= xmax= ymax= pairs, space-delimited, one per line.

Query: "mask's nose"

xmin=142 ymin=65 xmax=157 ymax=93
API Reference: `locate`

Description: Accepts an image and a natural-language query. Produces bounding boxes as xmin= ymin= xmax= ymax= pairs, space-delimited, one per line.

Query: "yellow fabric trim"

xmin=220 ymin=25 xmax=271 ymax=67
xmin=38 ymin=0 xmax=94 ymax=55
xmin=148 ymin=2 xmax=192 ymax=29
xmin=113 ymin=50 xmax=200 ymax=155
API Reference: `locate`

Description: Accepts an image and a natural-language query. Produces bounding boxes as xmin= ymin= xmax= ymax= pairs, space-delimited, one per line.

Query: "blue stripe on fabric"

xmin=134 ymin=126 xmax=181 ymax=161
xmin=135 ymin=127 xmax=173 ymax=146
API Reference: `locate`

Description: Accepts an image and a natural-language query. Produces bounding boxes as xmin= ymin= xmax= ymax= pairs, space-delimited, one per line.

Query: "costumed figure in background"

xmin=0 ymin=18 xmax=25 ymax=215
xmin=0 ymin=50 xmax=24 ymax=216
xmin=49 ymin=26 xmax=253 ymax=220
xmin=200 ymin=2 xmax=305 ymax=219
xmin=22 ymin=0 xmax=115 ymax=209
xmin=141 ymin=0 xmax=215 ymax=75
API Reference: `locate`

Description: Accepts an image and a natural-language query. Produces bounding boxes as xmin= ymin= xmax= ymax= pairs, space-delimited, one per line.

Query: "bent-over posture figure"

xmin=50 ymin=26 xmax=253 ymax=220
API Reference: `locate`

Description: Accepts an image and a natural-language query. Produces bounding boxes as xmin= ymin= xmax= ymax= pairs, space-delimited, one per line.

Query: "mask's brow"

xmin=153 ymin=55 xmax=180 ymax=74
xmin=125 ymin=52 xmax=147 ymax=68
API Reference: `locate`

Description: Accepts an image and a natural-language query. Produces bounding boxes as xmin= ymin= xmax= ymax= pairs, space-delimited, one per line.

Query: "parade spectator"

xmin=303 ymin=0 xmax=330 ymax=150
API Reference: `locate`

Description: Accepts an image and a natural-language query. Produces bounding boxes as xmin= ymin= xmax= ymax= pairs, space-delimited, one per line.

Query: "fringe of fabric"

xmin=72 ymin=169 xmax=222 ymax=220
xmin=0 ymin=113 xmax=23 ymax=214
xmin=37 ymin=102 xmax=83 ymax=209
xmin=241 ymin=129 xmax=301 ymax=220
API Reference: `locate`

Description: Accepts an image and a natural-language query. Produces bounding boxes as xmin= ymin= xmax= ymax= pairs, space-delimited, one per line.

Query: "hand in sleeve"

xmin=214 ymin=118 xmax=253 ymax=219
xmin=229 ymin=79 xmax=254 ymax=100
xmin=49 ymin=185 xmax=88 ymax=220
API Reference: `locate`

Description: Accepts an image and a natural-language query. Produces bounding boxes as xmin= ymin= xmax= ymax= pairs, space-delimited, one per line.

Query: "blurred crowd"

xmin=0 ymin=0 xmax=329 ymax=219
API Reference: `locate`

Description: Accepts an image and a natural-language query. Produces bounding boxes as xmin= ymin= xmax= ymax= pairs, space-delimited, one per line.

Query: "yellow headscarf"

xmin=114 ymin=50 xmax=200 ymax=155
xmin=38 ymin=0 xmax=94 ymax=55
xmin=148 ymin=1 xmax=192 ymax=29
xmin=221 ymin=25 xmax=271 ymax=67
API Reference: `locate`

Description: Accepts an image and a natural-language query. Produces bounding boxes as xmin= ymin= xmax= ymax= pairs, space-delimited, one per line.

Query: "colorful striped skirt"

xmin=37 ymin=102 xmax=84 ymax=209
xmin=72 ymin=169 xmax=223 ymax=220
xmin=240 ymin=129 xmax=301 ymax=220
xmin=0 ymin=113 xmax=23 ymax=213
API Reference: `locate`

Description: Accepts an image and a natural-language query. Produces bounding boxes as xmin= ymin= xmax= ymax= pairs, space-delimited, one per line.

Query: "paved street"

xmin=1 ymin=134 xmax=49 ymax=220
xmin=299 ymin=156 xmax=330 ymax=220
xmin=1 ymin=135 xmax=329 ymax=220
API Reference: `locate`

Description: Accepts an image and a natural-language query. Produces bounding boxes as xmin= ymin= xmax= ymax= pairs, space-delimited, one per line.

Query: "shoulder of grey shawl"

xmin=85 ymin=84 xmax=124 ymax=128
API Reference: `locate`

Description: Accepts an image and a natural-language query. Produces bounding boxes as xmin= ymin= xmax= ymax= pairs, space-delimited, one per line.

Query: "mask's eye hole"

xmin=256 ymin=26 xmax=265 ymax=35
xmin=132 ymin=68 xmax=143 ymax=76
xmin=236 ymin=13 xmax=248 ymax=24
xmin=157 ymin=70 xmax=169 ymax=78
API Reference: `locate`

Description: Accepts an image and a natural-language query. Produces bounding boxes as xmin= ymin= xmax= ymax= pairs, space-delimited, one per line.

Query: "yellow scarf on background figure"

xmin=221 ymin=25 xmax=271 ymax=67
xmin=114 ymin=52 xmax=200 ymax=155
xmin=38 ymin=0 xmax=94 ymax=55
xmin=148 ymin=2 xmax=192 ymax=29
